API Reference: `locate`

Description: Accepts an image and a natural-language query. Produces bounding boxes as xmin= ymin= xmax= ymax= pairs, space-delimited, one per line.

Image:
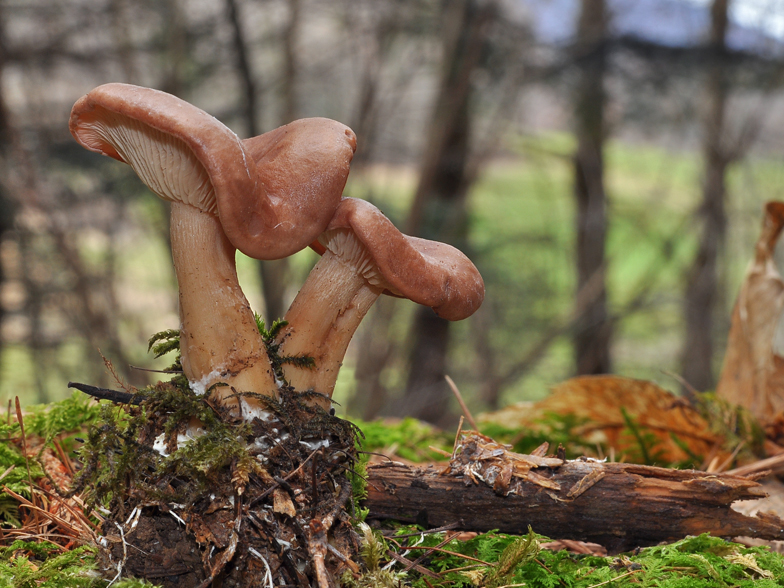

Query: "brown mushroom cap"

xmin=69 ymin=83 xmax=356 ymax=260
xmin=318 ymin=198 xmax=484 ymax=321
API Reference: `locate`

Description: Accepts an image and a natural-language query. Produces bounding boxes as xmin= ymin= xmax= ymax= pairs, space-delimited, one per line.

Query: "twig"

xmin=725 ymin=452 xmax=784 ymax=478
xmin=382 ymin=521 xmax=462 ymax=539
xmin=249 ymin=446 xmax=322 ymax=507
xmin=400 ymin=545 xmax=487 ymax=564
xmin=453 ymin=415 xmax=465 ymax=456
xmin=326 ymin=542 xmax=360 ymax=574
xmin=0 ymin=465 xmax=15 ymax=483
xmin=403 ymin=533 xmax=455 ymax=572
xmin=714 ymin=441 xmax=745 ymax=473
xmin=386 ymin=549 xmax=441 ymax=579
xmin=660 ymin=370 xmax=699 ymax=399
xmin=248 ymin=547 xmax=275 ymax=588
xmin=445 ymin=375 xmax=478 ymax=431
xmin=307 ymin=520 xmax=333 ymax=588
xmin=587 ymin=569 xmax=641 ymax=588
xmin=15 ymin=398 xmax=38 ymax=530
xmin=67 ymin=382 xmax=142 ymax=405
xmin=129 ymin=365 xmax=183 ymax=374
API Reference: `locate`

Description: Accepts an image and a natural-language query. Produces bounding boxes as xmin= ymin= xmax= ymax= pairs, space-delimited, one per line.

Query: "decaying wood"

xmin=364 ymin=434 xmax=784 ymax=553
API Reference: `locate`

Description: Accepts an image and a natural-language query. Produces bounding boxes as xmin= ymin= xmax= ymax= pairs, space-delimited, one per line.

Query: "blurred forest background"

xmin=3 ymin=0 xmax=784 ymax=427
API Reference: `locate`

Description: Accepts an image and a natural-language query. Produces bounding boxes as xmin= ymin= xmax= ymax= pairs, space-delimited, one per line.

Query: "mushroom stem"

xmin=275 ymin=249 xmax=383 ymax=401
xmin=170 ymin=201 xmax=277 ymax=410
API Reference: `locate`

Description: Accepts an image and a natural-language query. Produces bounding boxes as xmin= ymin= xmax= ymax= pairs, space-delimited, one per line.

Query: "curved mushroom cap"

xmin=69 ymin=83 xmax=356 ymax=259
xmin=318 ymin=198 xmax=485 ymax=321
xmin=239 ymin=119 xmax=357 ymax=259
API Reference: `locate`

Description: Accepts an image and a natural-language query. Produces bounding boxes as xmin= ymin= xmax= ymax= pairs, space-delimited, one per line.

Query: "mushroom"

xmin=274 ymin=197 xmax=484 ymax=402
xmin=69 ymin=83 xmax=356 ymax=412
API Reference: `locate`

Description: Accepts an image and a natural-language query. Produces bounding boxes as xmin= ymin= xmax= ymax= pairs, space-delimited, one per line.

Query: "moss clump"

xmin=0 ymin=540 xmax=99 ymax=588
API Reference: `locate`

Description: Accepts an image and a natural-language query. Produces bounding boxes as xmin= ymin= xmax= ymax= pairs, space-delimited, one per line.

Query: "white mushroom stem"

xmin=170 ymin=201 xmax=277 ymax=411
xmin=276 ymin=240 xmax=384 ymax=402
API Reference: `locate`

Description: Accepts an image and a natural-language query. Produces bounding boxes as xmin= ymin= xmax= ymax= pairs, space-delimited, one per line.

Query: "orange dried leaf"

xmin=483 ymin=375 xmax=724 ymax=464
xmin=717 ymin=201 xmax=784 ymax=423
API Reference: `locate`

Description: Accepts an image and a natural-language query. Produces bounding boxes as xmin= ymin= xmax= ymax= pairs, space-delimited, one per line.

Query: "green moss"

xmin=0 ymin=541 xmax=99 ymax=588
xmin=352 ymin=418 xmax=454 ymax=463
xmin=362 ymin=529 xmax=784 ymax=588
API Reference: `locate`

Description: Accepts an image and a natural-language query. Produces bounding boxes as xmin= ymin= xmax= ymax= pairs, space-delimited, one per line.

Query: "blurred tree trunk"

xmin=350 ymin=6 xmax=412 ymax=419
xmin=160 ymin=0 xmax=187 ymax=99
xmin=282 ymin=0 xmax=300 ymax=126
xmin=392 ymin=0 xmax=493 ymax=426
xmin=257 ymin=0 xmax=301 ymax=322
xmin=226 ymin=0 xmax=292 ymax=322
xmin=0 ymin=8 xmax=14 ymax=397
xmin=681 ymin=0 xmax=730 ymax=396
xmin=572 ymin=0 xmax=611 ymax=376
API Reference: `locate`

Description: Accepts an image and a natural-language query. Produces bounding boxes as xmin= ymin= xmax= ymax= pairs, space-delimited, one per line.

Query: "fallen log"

xmin=363 ymin=433 xmax=784 ymax=553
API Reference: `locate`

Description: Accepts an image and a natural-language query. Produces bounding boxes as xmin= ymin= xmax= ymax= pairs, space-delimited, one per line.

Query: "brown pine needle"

xmin=587 ymin=569 xmax=641 ymax=588
xmin=445 ymin=375 xmax=478 ymax=431
xmin=401 ymin=544 xmax=487 ymax=564
xmin=15 ymin=397 xmax=39 ymax=530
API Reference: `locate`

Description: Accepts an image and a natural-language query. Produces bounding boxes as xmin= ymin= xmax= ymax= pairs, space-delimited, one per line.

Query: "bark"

xmin=365 ymin=459 xmax=784 ymax=554
xmin=681 ymin=0 xmax=730 ymax=396
xmin=396 ymin=0 xmax=493 ymax=426
xmin=573 ymin=0 xmax=611 ymax=376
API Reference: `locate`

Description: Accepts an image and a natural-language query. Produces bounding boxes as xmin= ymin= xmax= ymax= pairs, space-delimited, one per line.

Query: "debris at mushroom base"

xmin=75 ymin=378 xmax=364 ymax=587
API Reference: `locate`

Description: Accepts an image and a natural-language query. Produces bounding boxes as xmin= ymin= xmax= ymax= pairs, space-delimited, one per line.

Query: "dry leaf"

xmin=717 ymin=202 xmax=784 ymax=423
xmin=273 ymin=487 xmax=297 ymax=517
xmin=482 ymin=375 xmax=724 ymax=464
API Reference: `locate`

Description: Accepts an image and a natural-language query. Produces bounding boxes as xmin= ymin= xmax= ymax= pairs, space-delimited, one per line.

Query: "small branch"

xmin=67 ymin=382 xmax=142 ymax=405
xmin=445 ymin=375 xmax=478 ymax=431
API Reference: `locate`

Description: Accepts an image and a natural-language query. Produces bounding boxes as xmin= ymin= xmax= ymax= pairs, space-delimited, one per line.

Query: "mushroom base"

xmin=78 ymin=378 xmax=362 ymax=587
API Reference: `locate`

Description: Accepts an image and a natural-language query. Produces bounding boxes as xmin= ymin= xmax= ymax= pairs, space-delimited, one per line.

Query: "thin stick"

xmin=15 ymin=398 xmax=38 ymax=529
xmin=382 ymin=521 xmax=462 ymax=539
xmin=660 ymin=369 xmax=699 ymax=399
xmin=67 ymin=382 xmax=142 ymax=405
xmin=129 ymin=365 xmax=183 ymax=374
xmin=587 ymin=569 xmax=641 ymax=588
xmin=401 ymin=544 xmax=487 ymax=564
xmin=453 ymin=415 xmax=465 ymax=456
xmin=403 ymin=533 xmax=455 ymax=572
xmin=445 ymin=375 xmax=478 ymax=431
xmin=249 ymin=446 xmax=322 ymax=506
xmin=725 ymin=451 xmax=784 ymax=478
xmin=385 ymin=549 xmax=441 ymax=579
xmin=714 ymin=441 xmax=745 ymax=473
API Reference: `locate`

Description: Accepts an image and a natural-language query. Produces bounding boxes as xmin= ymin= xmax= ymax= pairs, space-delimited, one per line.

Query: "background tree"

xmin=681 ymin=0 xmax=731 ymax=395
xmin=572 ymin=0 xmax=611 ymax=376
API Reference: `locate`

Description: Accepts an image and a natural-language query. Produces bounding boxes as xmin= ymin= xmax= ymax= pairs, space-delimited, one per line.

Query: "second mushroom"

xmin=274 ymin=197 xmax=485 ymax=403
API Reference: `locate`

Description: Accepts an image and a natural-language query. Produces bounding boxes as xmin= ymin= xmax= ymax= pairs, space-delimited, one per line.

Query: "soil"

xmin=79 ymin=383 xmax=363 ymax=587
